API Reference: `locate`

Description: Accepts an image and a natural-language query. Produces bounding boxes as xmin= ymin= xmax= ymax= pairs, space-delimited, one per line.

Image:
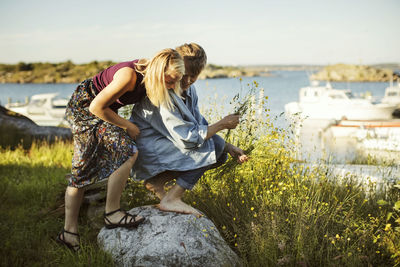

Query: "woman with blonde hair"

xmin=57 ymin=48 xmax=184 ymax=252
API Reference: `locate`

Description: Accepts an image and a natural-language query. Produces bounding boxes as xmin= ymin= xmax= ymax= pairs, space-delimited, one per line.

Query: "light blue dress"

xmin=129 ymin=85 xmax=218 ymax=180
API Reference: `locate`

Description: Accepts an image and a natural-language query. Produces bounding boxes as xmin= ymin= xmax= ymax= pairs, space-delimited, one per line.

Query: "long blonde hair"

xmin=135 ymin=49 xmax=184 ymax=109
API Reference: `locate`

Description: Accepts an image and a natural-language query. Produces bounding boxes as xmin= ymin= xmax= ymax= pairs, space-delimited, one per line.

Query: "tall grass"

xmin=1 ymin=80 xmax=399 ymax=266
xmin=183 ymin=80 xmax=400 ymax=266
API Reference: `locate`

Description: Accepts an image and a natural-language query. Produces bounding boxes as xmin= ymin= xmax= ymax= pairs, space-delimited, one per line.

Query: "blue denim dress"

xmin=130 ymin=85 xmax=219 ymax=180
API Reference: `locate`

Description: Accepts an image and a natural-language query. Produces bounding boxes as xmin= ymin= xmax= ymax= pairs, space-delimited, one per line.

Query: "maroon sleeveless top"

xmin=92 ymin=60 xmax=146 ymax=111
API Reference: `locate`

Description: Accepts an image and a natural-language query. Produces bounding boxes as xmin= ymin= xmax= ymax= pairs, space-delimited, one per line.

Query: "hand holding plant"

xmin=224 ymin=143 xmax=249 ymax=163
xmin=220 ymin=114 xmax=240 ymax=129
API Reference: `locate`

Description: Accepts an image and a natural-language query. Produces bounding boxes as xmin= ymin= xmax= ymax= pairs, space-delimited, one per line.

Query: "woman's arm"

xmin=188 ymin=86 xmax=240 ymax=140
xmin=89 ymin=67 xmax=140 ymax=139
xmin=205 ymin=114 xmax=239 ymax=140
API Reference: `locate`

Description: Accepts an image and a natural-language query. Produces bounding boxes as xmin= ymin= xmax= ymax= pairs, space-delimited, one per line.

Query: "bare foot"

xmin=159 ymin=198 xmax=203 ymax=217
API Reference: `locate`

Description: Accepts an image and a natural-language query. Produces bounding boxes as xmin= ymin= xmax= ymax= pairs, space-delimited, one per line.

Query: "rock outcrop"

xmin=198 ymin=64 xmax=266 ymax=79
xmin=311 ymin=64 xmax=399 ymax=82
xmin=0 ymin=105 xmax=72 ymax=148
xmin=98 ymin=206 xmax=241 ymax=267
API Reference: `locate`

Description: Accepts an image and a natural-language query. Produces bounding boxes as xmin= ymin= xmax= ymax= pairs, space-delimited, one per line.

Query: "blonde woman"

xmin=57 ymin=49 xmax=184 ymax=252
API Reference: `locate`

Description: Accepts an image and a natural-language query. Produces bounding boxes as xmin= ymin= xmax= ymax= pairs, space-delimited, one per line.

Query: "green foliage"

xmin=0 ymin=60 xmax=116 ymax=83
xmin=0 ymin=141 xmax=114 ymax=266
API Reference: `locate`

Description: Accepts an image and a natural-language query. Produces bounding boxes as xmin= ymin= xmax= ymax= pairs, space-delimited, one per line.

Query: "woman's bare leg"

xmin=63 ymin=186 xmax=85 ymax=246
xmin=159 ymin=184 xmax=202 ymax=217
xmin=105 ymin=152 xmax=144 ymax=223
xmin=144 ymin=172 xmax=175 ymax=200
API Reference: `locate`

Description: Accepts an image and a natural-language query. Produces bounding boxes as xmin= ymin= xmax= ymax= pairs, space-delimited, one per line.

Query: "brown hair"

xmin=175 ymin=43 xmax=207 ymax=75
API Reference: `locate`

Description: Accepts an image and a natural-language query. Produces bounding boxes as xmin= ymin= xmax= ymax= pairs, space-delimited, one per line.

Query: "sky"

xmin=0 ymin=0 xmax=399 ymax=65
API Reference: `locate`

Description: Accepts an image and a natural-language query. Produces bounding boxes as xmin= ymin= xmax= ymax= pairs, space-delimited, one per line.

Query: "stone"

xmin=0 ymin=105 xmax=72 ymax=148
xmin=97 ymin=206 xmax=241 ymax=267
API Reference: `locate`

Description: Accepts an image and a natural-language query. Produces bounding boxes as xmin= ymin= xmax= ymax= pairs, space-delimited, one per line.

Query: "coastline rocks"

xmin=311 ymin=64 xmax=400 ymax=82
xmin=198 ymin=64 xmax=264 ymax=79
xmin=0 ymin=105 xmax=72 ymax=148
xmin=97 ymin=206 xmax=241 ymax=267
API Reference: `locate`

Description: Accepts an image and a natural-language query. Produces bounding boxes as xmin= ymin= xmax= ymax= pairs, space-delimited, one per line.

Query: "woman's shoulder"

xmin=113 ymin=67 xmax=137 ymax=89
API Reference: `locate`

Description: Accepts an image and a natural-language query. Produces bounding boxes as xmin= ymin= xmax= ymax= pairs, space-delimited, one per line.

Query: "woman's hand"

xmin=225 ymin=143 xmax=249 ymax=163
xmin=206 ymin=114 xmax=240 ymax=140
xmin=126 ymin=123 xmax=141 ymax=140
xmin=220 ymin=114 xmax=240 ymax=129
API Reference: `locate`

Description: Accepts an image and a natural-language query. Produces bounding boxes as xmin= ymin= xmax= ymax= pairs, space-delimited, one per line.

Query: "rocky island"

xmin=198 ymin=64 xmax=269 ymax=79
xmin=311 ymin=64 xmax=400 ymax=82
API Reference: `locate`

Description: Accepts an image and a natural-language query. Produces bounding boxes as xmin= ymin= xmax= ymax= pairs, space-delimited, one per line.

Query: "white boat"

xmin=327 ymin=119 xmax=400 ymax=136
xmin=381 ymin=82 xmax=400 ymax=106
xmin=5 ymin=93 xmax=69 ymax=126
xmin=285 ymin=82 xmax=397 ymax=121
xmin=326 ymin=120 xmax=400 ymax=152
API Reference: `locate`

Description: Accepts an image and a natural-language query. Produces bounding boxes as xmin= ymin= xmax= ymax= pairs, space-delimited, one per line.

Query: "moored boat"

xmin=381 ymin=81 xmax=400 ymax=106
xmin=326 ymin=119 xmax=400 ymax=152
xmin=285 ymin=82 xmax=397 ymax=121
xmin=5 ymin=93 xmax=69 ymax=126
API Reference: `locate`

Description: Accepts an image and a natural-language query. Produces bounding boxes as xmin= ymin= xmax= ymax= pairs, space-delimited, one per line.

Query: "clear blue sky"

xmin=0 ymin=0 xmax=399 ymax=65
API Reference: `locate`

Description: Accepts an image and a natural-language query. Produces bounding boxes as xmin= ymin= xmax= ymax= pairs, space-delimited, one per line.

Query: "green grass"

xmin=2 ymin=138 xmax=397 ymax=266
xmin=184 ymin=135 xmax=400 ymax=266
xmin=0 ymin=142 xmax=115 ymax=267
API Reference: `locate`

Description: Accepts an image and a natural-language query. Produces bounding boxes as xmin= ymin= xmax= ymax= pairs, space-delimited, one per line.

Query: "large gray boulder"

xmin=97 ymin=206 xmax=241 ymax=267
xmin=0 ymin=105 xmax=72 ymax=148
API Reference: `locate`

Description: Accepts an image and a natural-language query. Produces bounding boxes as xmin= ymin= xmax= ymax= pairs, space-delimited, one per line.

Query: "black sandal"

xmin=103 ymin=208 xmax=145 ymax=229
xmin=56 ymin=229 xmax=80 ymax=252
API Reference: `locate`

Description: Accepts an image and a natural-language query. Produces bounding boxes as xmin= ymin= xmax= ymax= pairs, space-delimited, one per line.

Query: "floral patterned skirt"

xmin=65 ymin=79 xmax=137 ymax=188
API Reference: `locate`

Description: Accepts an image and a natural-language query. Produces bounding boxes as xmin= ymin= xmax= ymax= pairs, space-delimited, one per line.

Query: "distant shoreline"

xmin=310 ymin=64 xmax=400 ymax=82
xmin=0 ymin=61 xmax=399 ymax=84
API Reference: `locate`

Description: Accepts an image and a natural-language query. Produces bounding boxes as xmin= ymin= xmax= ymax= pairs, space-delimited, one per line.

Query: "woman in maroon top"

xmin=57 ymin=48 xmax=184 ymax=251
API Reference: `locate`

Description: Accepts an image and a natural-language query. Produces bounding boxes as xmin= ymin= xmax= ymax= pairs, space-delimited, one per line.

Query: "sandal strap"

xmin=57 ymin=229 xmax=81 ymax=252
xmin=104 ymin=209 xmax=140 ymax=226
xmin=104 ymin=208 xmax=122 ymax=217
xmin=126 ymin=213 xmax=138 ymax=224
xmin=118 ymin=212 xmax=137 ymax=225
xmin=62 ymin=229 xmax=80 ymax=237
xmin=104 ymin=208 xmax=124 ymax=225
